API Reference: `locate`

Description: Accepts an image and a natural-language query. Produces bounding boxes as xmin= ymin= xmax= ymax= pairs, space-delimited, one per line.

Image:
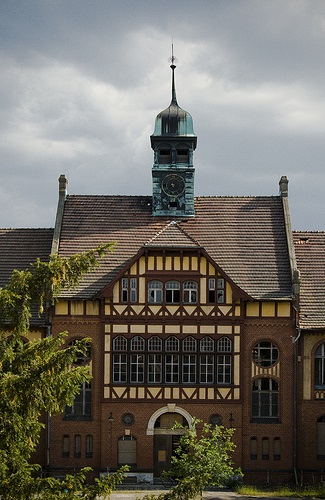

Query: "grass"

xmin=236 ymin=484 xmax=325 ymax=498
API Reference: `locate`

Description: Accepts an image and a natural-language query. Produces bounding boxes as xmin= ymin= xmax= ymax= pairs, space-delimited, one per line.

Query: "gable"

xmin=57 ymin=195 xmax=292 ymax=301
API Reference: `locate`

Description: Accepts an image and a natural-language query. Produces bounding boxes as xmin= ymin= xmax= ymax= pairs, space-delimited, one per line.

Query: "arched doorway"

xmin=147 ymin=405 xmax=192 ymax=478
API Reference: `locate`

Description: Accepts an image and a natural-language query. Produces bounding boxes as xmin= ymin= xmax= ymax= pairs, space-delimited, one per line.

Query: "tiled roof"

xmin=144 ymin=221 xmax=200 ymax=248
xmin=0 ymin=228 xmax=54 ymax=326
xmin=294 ymin=231 xmax=325 ymax=330
xmin=58 ymin=195 xmax=292 ymax=300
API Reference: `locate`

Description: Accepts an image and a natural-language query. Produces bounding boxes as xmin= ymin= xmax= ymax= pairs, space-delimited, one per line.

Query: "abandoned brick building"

xmin=1 ymin=61 xmax=325 ymax=484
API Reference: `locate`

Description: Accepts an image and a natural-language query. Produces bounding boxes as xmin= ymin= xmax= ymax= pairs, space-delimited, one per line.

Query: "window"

xmin=165 ymin=354 xmax=179 ymax=383
xmin=112 ymin=335 xmax=233 ymax=386
xmin=113 ymin=354 xmax=127 ymax=383
xmin=253 ymin=341 xmax=279 ymax=367
xmin=250 ymin=437 xmax=257 ymax=460
xmin=252 ymin=378 xmax=279 ymax=421
xmin=121 ymin=277 xmax=137 ymax=303
xmin=176 ymin=149 xmax=189 ymax=162
xmin=183 ymin=281 xmax=197 ymax=303
xmin=86 ymin=435 xmax=93 ymax=458
xmin=65 ymin=382 xmax=92 ymax=420
xmin=113 ymin=336 xmax=127 ymax=351
xmin=200 ymin=354 xmax=214 ymax=383
xmin=148 ymin=281 xmax=163 ymax=303
xmin=74 ymin=434 xmax=81 ymax=458
xmin=121 ymin=278 xmax=128 ymax=302
xmin=200 ymin=336 xmax=214 ymax=352
xmin=166 ymin=336 xmax=179 ymax=351
xmin=69 ymin=339 xmax=91 ymax=365
xmin=148 ymin=336 xmax=162 ymax=351
xmin=217 ymin=337 xmax=232 ymax=384
xmin=166 ymin=281 xmax=180 ymax=303
xmin=208 ymin=277 xmax=225 ymax=303
xmin=183 ymin=336 xmax=197 ymax=351
xmin=148 ymin=353 xmax=162 ymax=383
xmin=183 ymin=354 xmax=196 ymax=383
xmin=274 ymin=437 xmax=281 ymax=460
xmin=62 ymin=435 xmax=69 ymax=458
xmin=131 ymin=336 xmax=144 ymax=351
xmin=317 ymin=416 xmax=325 ymax=459
xmin=130 ymin=354 xmax=144 ymax=383
xmin=315 ymin=343 xmax=325 ymax=388
xmin=118 ymin=436 xmax=137 ymax=466
xmin=217 ymin=337 xmax=232 ymax=352
xmin=262 ymin=437 xmax=269 ymax=460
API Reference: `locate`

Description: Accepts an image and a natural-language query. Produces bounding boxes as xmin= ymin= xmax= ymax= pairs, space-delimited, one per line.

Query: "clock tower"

xmin=151 ymin=51 xmax=197 ymax=217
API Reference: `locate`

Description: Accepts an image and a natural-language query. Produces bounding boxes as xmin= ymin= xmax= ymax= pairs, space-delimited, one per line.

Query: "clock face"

xmin=162 ymin=174 xmax=185 ymax=196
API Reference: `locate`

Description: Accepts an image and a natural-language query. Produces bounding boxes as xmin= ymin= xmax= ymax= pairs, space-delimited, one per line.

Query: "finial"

xmin=168 ymin=42 xmax=178 ymax=69
xmin=167 ymin=42 xmax=178 ymax=104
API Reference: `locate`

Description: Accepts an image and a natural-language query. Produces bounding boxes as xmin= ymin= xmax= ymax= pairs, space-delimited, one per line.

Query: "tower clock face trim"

xmin=162 ymin=174 xmax=185 ymax=196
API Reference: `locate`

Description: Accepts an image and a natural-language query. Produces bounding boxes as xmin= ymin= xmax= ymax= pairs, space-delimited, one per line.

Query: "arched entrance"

xmin=147 ymin=404 xmax=193 ymax=478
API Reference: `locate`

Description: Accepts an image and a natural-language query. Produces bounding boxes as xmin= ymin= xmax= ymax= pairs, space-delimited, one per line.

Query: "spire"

xmin=151 ymin=45 xmax=196 ymax=139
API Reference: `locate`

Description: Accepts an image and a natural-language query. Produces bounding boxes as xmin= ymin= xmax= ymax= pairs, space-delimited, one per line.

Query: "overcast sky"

xmin=1 ymin=0 xmax=325 ymax=230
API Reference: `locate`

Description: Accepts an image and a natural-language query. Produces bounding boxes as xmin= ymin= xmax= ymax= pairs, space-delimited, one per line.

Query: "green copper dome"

xmin=152 ymin=64 xmax=195 ymax=138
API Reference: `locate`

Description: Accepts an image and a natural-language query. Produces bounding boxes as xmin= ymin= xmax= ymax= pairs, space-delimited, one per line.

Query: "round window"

xmin=209 ymin=414 xmax=223 ymax=426
xmin=121 ymin=413 xmax=135 ymax=426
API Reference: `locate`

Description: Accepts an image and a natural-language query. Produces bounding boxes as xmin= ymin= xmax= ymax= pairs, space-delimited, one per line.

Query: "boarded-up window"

xmin=250 ymin=437 xmax=257 ymax=460
xmin=274 ymin=437 xmax=281 ymax=460
xmin=118 ymin=436 xmax=137 ymax=466
xmin=317 ymin=416 xmax=325 ymax=459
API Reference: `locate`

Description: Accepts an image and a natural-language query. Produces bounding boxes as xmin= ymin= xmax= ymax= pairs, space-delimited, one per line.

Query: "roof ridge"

xmin=144 ymin=221 xmax=200 ymax=247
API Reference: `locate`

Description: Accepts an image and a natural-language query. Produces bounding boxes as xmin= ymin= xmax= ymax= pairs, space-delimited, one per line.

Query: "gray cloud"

xmin=0 ymin=0 xmax=325 ymax=230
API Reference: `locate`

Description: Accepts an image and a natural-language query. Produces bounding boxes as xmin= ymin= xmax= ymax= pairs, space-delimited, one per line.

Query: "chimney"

xmin=279 ymin=175 xmax=288 ymax=198
xmin=51 ymin=174 xmax=68 ymax=254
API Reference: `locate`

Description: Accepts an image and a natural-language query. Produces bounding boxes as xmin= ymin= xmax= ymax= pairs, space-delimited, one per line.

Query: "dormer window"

xmin=121 ymin=277 xmax=137 ymax=303
xmin=166 ymin=281 xmax=180 ymax=303
xmin=208 ymin=277 xmax=225 ymax=304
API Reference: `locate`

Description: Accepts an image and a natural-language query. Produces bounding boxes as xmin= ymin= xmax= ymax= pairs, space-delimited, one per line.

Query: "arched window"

xmin=165 ymin=281 xmax=180 ymax=303
xmin=148 ymin=281 xmax=163 ymax=303
xmin=131 ymin=336 xmax=144 ymax=351
xmin=148 ymin=336 xmax=162 ymax=351
xmin=183 ymin=336 xmax=197 ymax=352
xmin=166 ymin=336 xmax=179 ymax=351
xmin=253 ymin=341 xmax=279 ymax=367
xmin=315 ymin=344 xmax=325 ymax=388
xmin=252 ymin=378 xmax=279 ymax=421
xmin=113 ymin=336 xmax=127 ymax=351
xmin=200 ymin=337 xmax=214 ymax=352
xmin=217 ymin=337 xmax=232 ymax=352
xmin=118 ymin=436 xmax=137 ymax=467
xmin=183 ymin=281 xmax=197 ymax=303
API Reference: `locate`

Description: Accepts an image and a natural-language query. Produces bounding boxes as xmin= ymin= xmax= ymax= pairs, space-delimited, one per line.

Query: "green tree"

xmin=0 ymin=243 xmax=128 ymax=499
xmin=163 ymin=419 xmax=242 ymax=499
